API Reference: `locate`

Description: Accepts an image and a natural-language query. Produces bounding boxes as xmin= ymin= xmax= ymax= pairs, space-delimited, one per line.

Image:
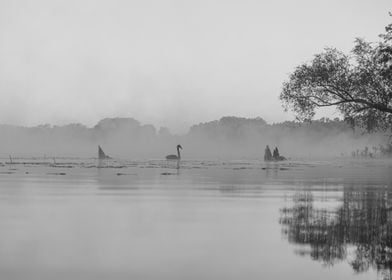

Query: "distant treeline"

xmin=0 ymin=117 xmax=387 ymax=159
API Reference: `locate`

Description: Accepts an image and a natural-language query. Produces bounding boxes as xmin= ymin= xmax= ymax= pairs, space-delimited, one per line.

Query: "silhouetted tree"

xmin=280 ymin=15 xmax=392 ymax=131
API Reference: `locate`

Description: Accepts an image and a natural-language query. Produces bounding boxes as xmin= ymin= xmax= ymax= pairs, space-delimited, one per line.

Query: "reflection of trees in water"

xmin=280 ymin=188 xmax=392 ymax=279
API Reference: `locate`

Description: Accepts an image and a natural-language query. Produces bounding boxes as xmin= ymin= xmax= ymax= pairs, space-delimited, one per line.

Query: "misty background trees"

xmin=5 ymin=12 xmax=392 ymax=161
xmin=0 ymin=117 xmax=385 ymax=159
xmin=280 ymin=15 xmax=392 ymax=132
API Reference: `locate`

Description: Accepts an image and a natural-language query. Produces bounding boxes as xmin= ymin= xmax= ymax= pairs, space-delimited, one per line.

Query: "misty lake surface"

xmin=1 ymin=158 xmax=392 ymax=280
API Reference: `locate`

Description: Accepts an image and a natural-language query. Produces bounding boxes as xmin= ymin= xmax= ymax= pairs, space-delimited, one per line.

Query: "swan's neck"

xmin=177 ymin=147 xmax=181 ymax=159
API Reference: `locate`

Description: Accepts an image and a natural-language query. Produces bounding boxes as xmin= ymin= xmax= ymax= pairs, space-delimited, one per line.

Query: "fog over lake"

xmin=0 ymin=116 xmax=388 ymax=159
xmin=1 ymin=0 xmax=392 ymax=279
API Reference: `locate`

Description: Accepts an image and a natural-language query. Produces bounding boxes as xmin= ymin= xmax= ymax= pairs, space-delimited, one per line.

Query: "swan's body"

xmin=166 ymin=145 xmax=182 ymax=160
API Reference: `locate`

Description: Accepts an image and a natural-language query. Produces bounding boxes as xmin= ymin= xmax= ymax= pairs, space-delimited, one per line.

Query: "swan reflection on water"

xmin=280 ymin=186 xmax=392 ymax=280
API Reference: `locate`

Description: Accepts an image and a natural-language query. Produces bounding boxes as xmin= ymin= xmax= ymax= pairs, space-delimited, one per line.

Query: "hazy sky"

xmin=0 ymin=0 xmax=390 ymax=132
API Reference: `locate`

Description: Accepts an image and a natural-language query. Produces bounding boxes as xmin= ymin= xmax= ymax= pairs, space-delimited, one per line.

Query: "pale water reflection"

xmin=0 ymin=158 xmax=391 ymax=280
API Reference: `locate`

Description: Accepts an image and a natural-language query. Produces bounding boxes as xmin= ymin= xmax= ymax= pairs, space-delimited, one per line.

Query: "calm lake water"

xmin=0 ymin=158 xmax=392 ymax=280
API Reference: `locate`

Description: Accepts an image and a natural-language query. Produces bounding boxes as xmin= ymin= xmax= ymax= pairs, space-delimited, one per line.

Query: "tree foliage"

xmin=280 ymin=15 xmax=392 ymax=131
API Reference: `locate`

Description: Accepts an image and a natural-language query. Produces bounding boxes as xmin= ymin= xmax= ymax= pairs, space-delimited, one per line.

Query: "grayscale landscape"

xmin=0 ymin=0 xmax=392 ymax=279
xmin=1 ymin=157 xmax=392 ymax=280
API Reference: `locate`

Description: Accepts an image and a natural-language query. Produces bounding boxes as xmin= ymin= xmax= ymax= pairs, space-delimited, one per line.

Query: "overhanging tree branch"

xmin=280 ymin=20 xmax=392 ymax=131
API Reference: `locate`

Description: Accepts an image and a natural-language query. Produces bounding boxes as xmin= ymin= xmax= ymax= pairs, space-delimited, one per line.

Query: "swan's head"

xmin=177 ymin=144 xmax=183 ymax=150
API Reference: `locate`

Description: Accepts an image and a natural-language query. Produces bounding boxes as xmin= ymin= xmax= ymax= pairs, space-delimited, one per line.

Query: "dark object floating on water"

xmin=98 ymin=145 xmax=111 ymax=159
xmin=96 ymin=165 xmax=125 ymax=169
xmin=47 ymin=172 xmax=66 ymax=175
xmin=116 ymin=173 xmax=136 ymax=176
xmin=161 ymin=172 xmax=177 ymax=175
xmin=144 ymin=165 xmax=159 ymax=168
xmin=166 ymin=145 xmax=182 ymax=160
xmin=51 ymin=165 xmax=74 ymax=168
xmin=264 ymin=145 xmax=286 ymax=161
